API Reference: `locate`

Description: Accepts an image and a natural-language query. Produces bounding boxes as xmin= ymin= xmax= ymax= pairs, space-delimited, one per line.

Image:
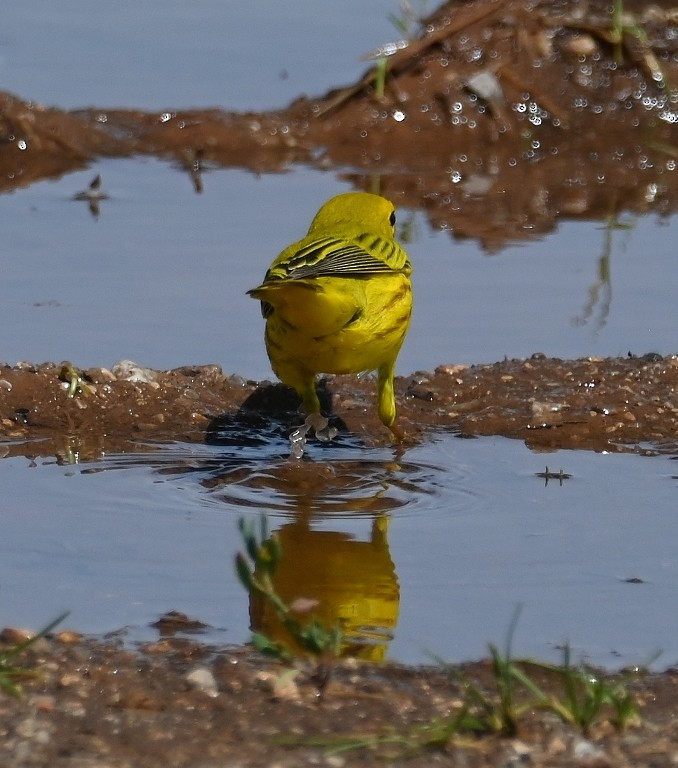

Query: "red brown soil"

xmin=3 ymin=0 xmax=678 ymax=764
xmin=1 ymin=354 xmax=677 ymax=461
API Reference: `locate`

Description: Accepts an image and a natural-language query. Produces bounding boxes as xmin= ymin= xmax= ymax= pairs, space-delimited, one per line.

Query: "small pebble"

xmin=186 ymin=666 xmax=219 ymax=697
xmin=84 ymin=367 xmax=117 ymax=383
xmin=567 ymin=34 xmax=598 ymax=57
xmin=0 ymin=626 xmax=35 ymax=644
xmin=435 ymin=363 xmax=468 ymax=376
xmin=14 ymin=361 xmax=38 ymax=371
xmin=16 ymin=715 xmax=51 ymax=741
xmin=111 ymin=360 xmax=158 ymax=384
xmin=254 ymin=670 xmax=301 ymax=701
xmin=30 ymin=695 xmax=56 ymax=713
xmin=573 ymin=738 xmax=609 ymax=763
xmin=548 ymin=735 xmax=567 ymax=755
xmin=58 ymin=673 xmax=82 ymax=688
xmin=141 ymin=640 xmax=174 ymax=655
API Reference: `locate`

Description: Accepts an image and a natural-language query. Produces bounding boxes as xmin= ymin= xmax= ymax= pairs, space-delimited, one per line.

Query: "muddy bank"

xmin=2 ymin=0 xmax=678 ymax=248
xmin=1 ymin=354 xmax=676 ymax=460
xmin=2 ymin=627 xmax=678 ymax=768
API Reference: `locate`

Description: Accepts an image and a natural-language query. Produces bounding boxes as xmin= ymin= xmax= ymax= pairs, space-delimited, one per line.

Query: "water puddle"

xmin=2 ymin=0 xmax=399 ymax=111
xmin=2 ymin=431 xmax=676 ymax=668
xmin=4 ymin=158 xmax=678 ymax=375
xmin=3 ymin=0 xmax=678 ymax=678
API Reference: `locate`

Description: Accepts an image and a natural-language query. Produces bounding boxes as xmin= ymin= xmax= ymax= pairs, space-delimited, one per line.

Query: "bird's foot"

xmin=289 ymin=413 xmax=338 ymax=459
xmin=388 ymin=422 xmax=417 ymax=446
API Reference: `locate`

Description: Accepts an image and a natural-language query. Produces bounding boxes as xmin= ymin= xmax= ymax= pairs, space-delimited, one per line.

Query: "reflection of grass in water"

xmin=388 ymin=0 xmax=429 ymax=39
xmin=559 ymin=0 xmax=669 ymax=89
xmin=572 ymin=214 xmax=635 ymax=332
xmin=235 ymin=515 xmax=343 ymax=696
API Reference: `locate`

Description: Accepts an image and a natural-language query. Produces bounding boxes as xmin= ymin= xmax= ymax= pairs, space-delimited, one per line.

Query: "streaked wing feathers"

xmin=266 ymin=235 xmax=410 ymax=282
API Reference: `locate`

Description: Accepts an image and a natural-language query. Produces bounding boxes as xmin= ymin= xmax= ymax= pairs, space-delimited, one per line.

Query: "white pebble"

xmin=185 ymin=667 xmax=219 ymax=697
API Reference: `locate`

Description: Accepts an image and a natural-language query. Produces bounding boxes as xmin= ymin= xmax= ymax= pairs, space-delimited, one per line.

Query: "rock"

xmin=573 ymin=738 xmax=611 ymax=766
xmin=186 ymin=666 xmax=219 ymax=697
xmin=111 ymin=360 xmax=158 ymax=384
xmin=0 ymin=626 xmax=35 ymax=644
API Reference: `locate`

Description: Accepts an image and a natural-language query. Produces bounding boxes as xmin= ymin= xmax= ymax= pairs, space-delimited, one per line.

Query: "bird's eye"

xmin=389 ymin=211 xmax=396 ymax=227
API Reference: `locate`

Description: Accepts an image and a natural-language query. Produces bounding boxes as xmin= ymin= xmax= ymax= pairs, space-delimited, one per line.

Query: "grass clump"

xmin=529 ymin=645 xmax=640 ymax=734
xmin=0 ymin=612 xmax=68 ymax=697
xmin=449 ymin=643 xmax=640 ymax=739
xmin=282 ymin=608 xmax=641 ymax=757
xmin=443 ymin=610 xmax=640 ymax=738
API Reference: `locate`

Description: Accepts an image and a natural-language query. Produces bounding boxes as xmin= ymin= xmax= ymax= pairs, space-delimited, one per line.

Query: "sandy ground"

xmin=1 ymin=625 xmax=678 ymax=768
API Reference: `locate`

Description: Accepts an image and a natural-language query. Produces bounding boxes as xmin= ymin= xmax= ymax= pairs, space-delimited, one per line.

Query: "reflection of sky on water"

xmin=4 ymin=159 xmax=678 ymax=377
xmin=2 ymin=0 xmax=678 ymax=671
xmin=1 ymin=434 xmax=677 ymax=668
xmin=1 ymin=1 xmax=399 ymax=111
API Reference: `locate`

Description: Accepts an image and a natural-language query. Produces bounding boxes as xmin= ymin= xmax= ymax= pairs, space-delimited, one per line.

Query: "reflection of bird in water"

xmin=211 ymin=453 xmax=418 ymax=661
xmin=249 ymin=514 xmax=399 ymax=662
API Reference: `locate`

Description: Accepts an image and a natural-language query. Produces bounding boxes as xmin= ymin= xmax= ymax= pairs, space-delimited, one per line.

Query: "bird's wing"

xmin=266 ymin=235 xmax=411 ymax=282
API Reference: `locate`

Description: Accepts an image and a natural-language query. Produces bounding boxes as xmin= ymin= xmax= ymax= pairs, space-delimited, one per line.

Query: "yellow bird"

xmin=248 ymin=192 xmax=412 ymax=445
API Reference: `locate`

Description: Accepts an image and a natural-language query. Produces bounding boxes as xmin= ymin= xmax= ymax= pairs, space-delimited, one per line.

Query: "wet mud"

xmin=4 ymin=0 xmax=678 ymax=764
xmin=1 ymin=354 xmax=677 ymax=462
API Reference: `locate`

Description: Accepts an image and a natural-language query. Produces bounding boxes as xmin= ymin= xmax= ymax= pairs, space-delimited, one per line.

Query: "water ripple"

xmin=79 ymin=434 xmax=487 ymax=522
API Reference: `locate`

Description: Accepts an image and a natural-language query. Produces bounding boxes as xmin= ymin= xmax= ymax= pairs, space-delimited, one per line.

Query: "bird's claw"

xmin=289 ymin=413 xmax=338 ymax=458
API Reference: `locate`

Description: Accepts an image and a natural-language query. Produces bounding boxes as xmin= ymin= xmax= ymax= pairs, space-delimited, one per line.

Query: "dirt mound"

xmin=2 ymin=353 xmax=677 ymax=460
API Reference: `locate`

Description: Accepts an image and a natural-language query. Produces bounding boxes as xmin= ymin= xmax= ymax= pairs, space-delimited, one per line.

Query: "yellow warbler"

xmin=248 ymin=192 xmax=413 ymax=442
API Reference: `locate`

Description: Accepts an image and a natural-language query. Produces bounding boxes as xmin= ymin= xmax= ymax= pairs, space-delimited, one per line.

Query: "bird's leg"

xmin=377 ymin=364 xmax=407 ymax=441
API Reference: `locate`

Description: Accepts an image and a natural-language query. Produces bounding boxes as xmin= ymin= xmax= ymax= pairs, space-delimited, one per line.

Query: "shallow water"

xmin=1 ymin=1 xmax=399 ymax=111
xmin=2 ymin=433 xmax=677 ymax=668
xmin=4 ymin=159 xmax=678 ymax=375
xmin=3 ymin=2 xmax=678 ymax=669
